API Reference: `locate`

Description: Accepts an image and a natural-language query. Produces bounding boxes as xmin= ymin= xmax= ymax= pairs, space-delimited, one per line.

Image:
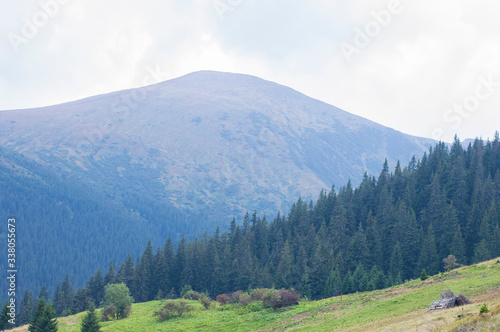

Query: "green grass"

xmin=15 ymin=258 xmax=500 ymax=332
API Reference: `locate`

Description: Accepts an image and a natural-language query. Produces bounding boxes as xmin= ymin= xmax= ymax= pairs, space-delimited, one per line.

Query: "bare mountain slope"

xmin=0 ymin=71 xmax=434 ymax=220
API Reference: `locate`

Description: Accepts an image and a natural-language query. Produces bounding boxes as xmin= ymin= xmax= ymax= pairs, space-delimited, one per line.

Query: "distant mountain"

xmin=0 ymin=71 xmax=434 ymax=221
xmin=0 ymin=71 xmax=436 ymax=296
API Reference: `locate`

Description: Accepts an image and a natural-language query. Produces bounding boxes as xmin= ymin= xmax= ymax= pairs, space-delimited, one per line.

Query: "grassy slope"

xmin=13 ymin=258 xmax=500 ymax=332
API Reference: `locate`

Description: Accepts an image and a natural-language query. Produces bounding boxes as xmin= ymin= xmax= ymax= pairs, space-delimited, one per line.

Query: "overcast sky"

xmin=1 ymin=0 xmax=499 ymax=142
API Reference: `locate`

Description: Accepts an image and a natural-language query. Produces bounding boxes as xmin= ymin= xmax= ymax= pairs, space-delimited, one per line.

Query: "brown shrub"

xmin=216 ymin=294 xmax=230 ymax=306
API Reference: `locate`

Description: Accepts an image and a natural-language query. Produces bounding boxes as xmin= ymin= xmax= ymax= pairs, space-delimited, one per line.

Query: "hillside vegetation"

xmin=13 ymin=257 xmax=500 ymax=332
xmin=66 ymin=136 xmax=500 ymax=308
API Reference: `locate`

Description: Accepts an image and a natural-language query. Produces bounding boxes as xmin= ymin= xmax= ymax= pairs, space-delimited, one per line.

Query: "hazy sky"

xmin=1 ymin=0 xmax=499 ymax=142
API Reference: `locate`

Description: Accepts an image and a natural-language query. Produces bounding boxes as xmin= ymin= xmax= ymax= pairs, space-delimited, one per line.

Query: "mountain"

xmin=0 ymin=71 xmax=436 ymax=296
xmin=0 ymin=71 xmax=434 ymax=221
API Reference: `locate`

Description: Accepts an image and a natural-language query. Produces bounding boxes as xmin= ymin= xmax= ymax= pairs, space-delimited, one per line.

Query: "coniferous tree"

xmin=53 ymin=283 xmax=64 ymax=316
xmin=473 ymin=240 xmax=491 ymax=263
xmin=450 ymin=226 xmax=466 ymax=264
xmin=389 ymin=242 xmax=403 ymax=281
xmin=61 ymin=274 xmax=74 ymax=315
xmin=418 ymin=224 xmax=440 ymax=275
xmin=19 ymin=289 xmax=35 ymax=326
xmin=80 ymin=303 xmax=101 ymax=332
xmin=35 ymin=303 xmax=58 ymax=332
xmin=117 ymin=254 xmax=135 ymax=294
xmin=103 ymin=261 xmax=117 ymax=286
xmin=38 ymin=286 xmax=49 ymax=303
xmin=87 ymin=270 xmax=104 ymax=307
xmin=325 ymin=267 xmax=342 ymax=297
xmin=72 ymin=288 xmax=90 ymax=314
xmin=0 ymin=301 xmax=14 ymax=331
xmin=309 ymin=242 xmax=332 ymax=300
xmin=29 ymin=297 xmax=46 ymax=332
xmin=275 ymin=240 xmax=293 ymax=289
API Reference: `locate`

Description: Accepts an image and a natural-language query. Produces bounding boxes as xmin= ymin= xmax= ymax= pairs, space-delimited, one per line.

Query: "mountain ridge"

xmin=0 ymin=71 xmax=435 ymax=220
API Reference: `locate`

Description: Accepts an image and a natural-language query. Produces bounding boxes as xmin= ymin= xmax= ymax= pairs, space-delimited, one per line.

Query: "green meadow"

xmin=14 ymin=258 xmax=500 ymax=332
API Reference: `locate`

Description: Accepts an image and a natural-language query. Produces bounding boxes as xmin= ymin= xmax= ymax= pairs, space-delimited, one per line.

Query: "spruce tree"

xmin=34 ymin=303 xmax=58 ymax=332
xmin=103 ymin=261 xmax=117 ymax=286
xmin=325 ymin=267 xmax=342 ymax=297
xmin=80 ymin=303 xmax=101 ymax=332
xmin=72 ymin=288 xmax=90 ymax=314
xmin=450 ymin=226 xmax=466 ymax=264
xmin=38 ymin=286 xmax=49 ymax=302
xmin=61 ymin=274 xmax=74 ymax=316
xmin=0 ymin=301 xmax=14 ymax=331
xmin=53 ymin=283 xmax=63 ymax=316
xmin=275 ymin=240 xmax=293 ymax=289
xmin=19 ymin=289 xmax=35 ymax=326
xmin=389 ymin=242 xmax=403 ymax=280
xmin=29 ymin=297 xmax=46 ymax=332
xmin=417 ymin=224 xmax=439 ymax=275
xmin=87 ymin=270 xmax=104 ymax=307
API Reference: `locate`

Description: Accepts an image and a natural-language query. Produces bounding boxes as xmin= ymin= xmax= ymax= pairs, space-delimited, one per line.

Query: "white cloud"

xmin=1 ymin=0 xmax=499 ymax=141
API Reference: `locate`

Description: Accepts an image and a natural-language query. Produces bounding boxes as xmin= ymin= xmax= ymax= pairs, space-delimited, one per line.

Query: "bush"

xmin=238 ymin=293 xmax=252 ymax=306
xmin=480 ymin=303 xmax=489 ymax=315
xmin=229 ymin=291 xmax=244 ymax=304
xmin=183 ymin=291 xmax=201 ymax=301
xmin=263 ymin=289 xmax=300 ymax=310
xmin=277 ymin=289 xmax=300 ymax=308
xmin=262 ymin=289 xmax=280 ymax=309
xmin=250 ymin=288 xmax=268 ymax=301
xmin=443 ymin=255 xmax=458 ymax=271
xmin=155 ymin=301 xmax=194 ymax=322
xmin=216 ymin=294 xmax=230 ymax=306
xmin=101 ymin=305 xmax=117 ymax=321
xmin=420 ymin=269 xmax=428 ymax=281
xmin=200 ymin=297 xmax=211 ymax=310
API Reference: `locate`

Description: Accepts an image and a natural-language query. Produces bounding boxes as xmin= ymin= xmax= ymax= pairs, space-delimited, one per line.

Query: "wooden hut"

xmin=428 ymin=290 xmax=472 ymax=311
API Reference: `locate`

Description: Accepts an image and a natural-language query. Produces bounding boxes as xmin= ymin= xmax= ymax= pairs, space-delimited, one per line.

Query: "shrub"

xmin=277 ymin=289 xmax=300 ymax=308
xmin=262 ymin=289 xmax=280 ymax=309
xmin=123 ymin=303 xmax=131 ymax=318
xmin=156 ymin=301 xmax=194 ymax=322
xmin=250 ymin=288 xmax=268 ymax=301
xmin=420 ymin=269 xmax=428 ymax=281
xmin=263 ymin=289 xmax=300 ymax=310
xmin=101 ymin=305 xmax=117 ymax=321
xmin=238 ymin=293 xmax=252 ymax=306
xmin=200 ymin=297 xmax=211 ymax=310
xmin=229 ymin=291 xmax=244 ymax=304
xmin=183 ymin=291 xmax=201 ymax=301
xmin=480 ymin=303 xmax=489 ymax=315
xmin=443 ymin=255 xmax=458 ymax=271
xmin=216 ymin=294 xmax=230 ymax=306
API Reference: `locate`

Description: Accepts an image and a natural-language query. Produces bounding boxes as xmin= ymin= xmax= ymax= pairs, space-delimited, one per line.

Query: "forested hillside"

xmin=39 ymin=134 xmax=500 ymax=316
xmin=0 ymin=147 xmax=190 ymax=299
